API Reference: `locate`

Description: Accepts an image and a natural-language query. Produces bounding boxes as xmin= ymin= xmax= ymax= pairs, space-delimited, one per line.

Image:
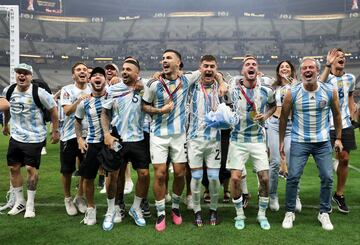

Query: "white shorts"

xmin=150 ymin=133 xmax=187 ymax=164
xmin=226 ymin=141 xmax=269 ymax=173
xmin=188 ymin=138 xmax=221 ymax=169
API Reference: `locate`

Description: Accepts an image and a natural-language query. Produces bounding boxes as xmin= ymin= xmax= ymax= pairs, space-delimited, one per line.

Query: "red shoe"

xmin=171 ymin=208 xmax=182 ymax=225
xmin=155 ymin=214 xmax=166 ymax=232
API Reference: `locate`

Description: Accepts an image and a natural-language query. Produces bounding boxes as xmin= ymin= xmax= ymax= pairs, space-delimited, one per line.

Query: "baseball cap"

xmin=14 ymin=63 xmax=33 ymax=75
xmin=90 ymin=67 xmax=106 ymax=78
xmin=104 ymin=63 xmax=119 ymax=74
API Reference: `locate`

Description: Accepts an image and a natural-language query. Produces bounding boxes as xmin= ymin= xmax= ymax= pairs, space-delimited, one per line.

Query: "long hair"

xmin=273 ymin=60 xmax=296 ymax=87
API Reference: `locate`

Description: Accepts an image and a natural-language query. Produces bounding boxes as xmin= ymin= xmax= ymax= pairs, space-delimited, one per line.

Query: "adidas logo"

xmin=310 ymin=96 xmax=315 ymax=100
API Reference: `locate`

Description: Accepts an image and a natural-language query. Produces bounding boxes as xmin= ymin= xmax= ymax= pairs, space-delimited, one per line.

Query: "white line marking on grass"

xmin=1 ymin=203 xmax=360 ymax=209
xmin=349 ymin=164 xmax=360 ymax=173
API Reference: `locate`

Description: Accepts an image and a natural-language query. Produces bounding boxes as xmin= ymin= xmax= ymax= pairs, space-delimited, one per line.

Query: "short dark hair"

xmin=163 ymin=49 xmax=182 ymax=60
xmin=71 ymin=62 xmax=87 ymax=74
xmin=200 ymin=55 xmax=217 ymax=63
xmin=124 ymin=60 xmax=140 ymax=71
xmin=243 ymin=54 xmax=257 ymax=63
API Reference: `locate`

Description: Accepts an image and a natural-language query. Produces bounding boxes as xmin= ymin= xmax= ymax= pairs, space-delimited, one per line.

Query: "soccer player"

xmin=280 ymin=57 xmax=343 ymax=231
xmin=60 ymin=62 xmax=91 ymax=216
xmin=74 ymin=67 xmax=107 ymax=225
xmin=142 ymin=49 xmax=227 ymax=231
xmin=3 ymin=63 xmax=59 ymax=218
xmin=227 ymin=55 xmax=276 ymax=230
xmin=101 ymin=59 xmax=150 ymax=230
xmin=187 ymin=55 xmax=222 ymax=226
xmin=323 ymin=48 xmax=357 ymax=214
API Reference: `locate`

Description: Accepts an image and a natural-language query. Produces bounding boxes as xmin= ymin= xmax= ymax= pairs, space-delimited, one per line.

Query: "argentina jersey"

xmin=326 ymin=73 xmax=355 ymax=130
xmin=103 ymin=80 xmax=145 ymax=142
xmin=142 ymin=71 xmax=201 ymax=136
xmin=4 ymin=85 xmax=56 ymax=143
xmin=60 ymin=83 xmax=91 ymax=141
xmin=187 ymin=79 xmax=221 ymax=141
xmin=291 ymin=81 xmax=333 ymax=143
xmin=229 ymin=75 xmax=275 ymax=143
xmin=75 ymin=96 xmax=105 ymax=143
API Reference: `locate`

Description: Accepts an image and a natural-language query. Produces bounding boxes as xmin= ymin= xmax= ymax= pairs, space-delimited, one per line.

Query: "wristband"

xmin=325 ymin=64 xmax=331 ymax=68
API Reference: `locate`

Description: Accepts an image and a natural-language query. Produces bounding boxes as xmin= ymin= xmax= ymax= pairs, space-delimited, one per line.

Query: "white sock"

xmin=13 ymin=186 xmax=25 ymax=203
xmin=27 ymin=190 xmax=36 ymax=206
xmin=155 ymin=199 xmax=166 ymax=216
xmin=131 ymin=196 xmax=142 ymax=210
xmin=258 ymin=196 xmax=269 ymax=217
xmin=107 ymin=198 xmax=115 ymax=214
xmin=233 ymin=196 xmax=244 ymax=217
xmin=209 ymin=178 xmax=220 ymax=211
xmin=171 ymin=193 xmax=181 ymax=209
xmin=190 ymin=178 xmax=202 ymax=213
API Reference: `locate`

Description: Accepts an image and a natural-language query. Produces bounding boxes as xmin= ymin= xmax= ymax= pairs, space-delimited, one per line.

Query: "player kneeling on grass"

xmin=3 ymin=63 xmax=60 ymax=218
xmin=74 ymin=67 xmax=107 ymax=225
xmin=187 ymin=55 xmax=223 ymax=226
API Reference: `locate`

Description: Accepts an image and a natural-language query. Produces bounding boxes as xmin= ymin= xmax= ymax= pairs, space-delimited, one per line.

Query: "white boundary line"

xmin=349 ymin=164 xmax=360 ymax=173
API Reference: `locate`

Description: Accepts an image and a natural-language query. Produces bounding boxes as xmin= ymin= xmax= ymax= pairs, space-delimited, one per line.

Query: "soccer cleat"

xmin=171 ymin=208 xmax=182 ymax=225
xmin=0 ymin=189 xmax=16 ymax=212
xmin=140 ymin=199 xmax=151 ymax=218
xmin=114 ymin=205 xmax=122 ymax=223
xmin=82 ymin=207 xmax=96 ymax=225
xmin=129 ymin=207 xmax=146 ymax=227
xmin=185 ymin=195 xmax=194 ymax=210
xmin=242 ymin=193 xmax=251 ymax=209
xmin=282 ymin=212 xmax=295 ymax=229
xmin=269 ymin=196 xmax=280 ymax=211
xmin=203 ymin=191 xmax=210 ymax=204
xmin=124 ymin=181 xmax=134 ymax=195
xmin=223 ymin=191 xmax=231 ymax=203
xmin=74 ymin=196 xmax=87 ymax=214
xmin=234 ymin=215 xmax=246 ymax=230
xmin=64 ymin=197 xmax=77 ymax=216
xmin=295 ymin=196 xmax=302 ymax=213
xmin=102 ymin=212 xmax=115 ymax=231
xmin=209 ymin=210 xmax=219 ymax=226
xmin=8 ymin=201 xmax=26 ymax=215
xmin=332 ymin=193 xmax=349 ymax=214
xmin=155 ymin=214 xmax=166 ymax=232
xmin=194 ymin=211 xmax=203 ymax=227
xmin=318 ymin=213 xmax=334 ymax=231
xmin=257 ymin=216 xmax=271 ymax=230
xmin=24 ymin=201 xmax=35 ymax=218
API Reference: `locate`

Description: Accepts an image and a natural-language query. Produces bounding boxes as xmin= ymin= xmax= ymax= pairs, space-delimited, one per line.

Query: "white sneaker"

xmin=64 ymin=197 xmax=77 ymax=216
xmin=0 ymin=188 xmax=16 ymax=212
xmin=317 ymin=213 xmax=333 ymax=231
xmin=282 ymin=212 xmax=295 ymax=229
xmin=129 ymin=207 xmax=146 ymax=226
xmin=102 ymin=211 xmax=115 ymax=231
xmin=185 ymin=195 xmax=194 ymax=210
xmin=24 ymin=203 xmax=35 ymax=218
xmin=124 ymin=181 xmax=134 ymax=195
xmin=73 ymin=196 xmax=87 ymax=214
xmin=41 ymin=147 xmax=47 ymax=155
xmin=165 ymin=192 xmax=172 ymax=203
xmin=114 ymin=205 xmax=122 ymax=223
xmin=82 ymin=207 xmax=96 ymax=225
xmin=100 ymin=185 xmax=106 ymax=194
xmin=295 ymin=196 xmax=302 ymax=213
xmin=8 ymin=201 xmax=26 ymax=215
xmin=269 ymin=197 xmax=279 ymax=211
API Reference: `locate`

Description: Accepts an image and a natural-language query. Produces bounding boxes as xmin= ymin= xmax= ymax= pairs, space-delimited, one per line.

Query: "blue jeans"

xmin=267 ymin=116 xmax=292 ymax=198
xmin=285 ymin=141 xmax=333 ymax=213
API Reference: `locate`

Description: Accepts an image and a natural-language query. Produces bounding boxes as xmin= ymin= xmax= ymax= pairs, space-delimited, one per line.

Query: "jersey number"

xmin=215 ymin=149 xmax=220 ymax=160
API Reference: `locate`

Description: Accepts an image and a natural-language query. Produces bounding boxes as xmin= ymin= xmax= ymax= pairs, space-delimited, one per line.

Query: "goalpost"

xmin=0 ymin=5 xmax=19 ymax=84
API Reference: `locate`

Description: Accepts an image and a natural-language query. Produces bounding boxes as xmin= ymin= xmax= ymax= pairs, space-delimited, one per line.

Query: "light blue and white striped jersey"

xmin=187 ymin=79 xmax=221 ymax=141
xmin=142 ymin=71 xmax=201 ymax=136
xmin=325 ymin=73 xmax=355 ymax=130
xmin=291 ymin=81 xmax=333 ymax=143
xmin=3 ymin=84 xmax=56 ymax=143
xmin=228 ymin=75 xmax=275 ymax=143
xmin=103 ymin=80 xmax=146 ymax=142
xmin=60 ymin=83 xmax=91 ymax=141
xmin=275 ymin=84 xmax=291 ymax=107
xmin=75 ymin=95 xmax=105 ymax=143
